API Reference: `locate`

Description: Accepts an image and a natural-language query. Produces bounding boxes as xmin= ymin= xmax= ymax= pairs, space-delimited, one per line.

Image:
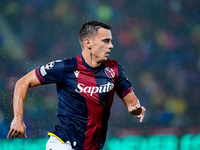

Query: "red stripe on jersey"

xmin=76 ymin=55 xmax=103 ymax=150
xmin=122 ymin=87 xmax=134 ymax=97
xmin=35 ymin=68 xmax=44 ymax=83
xmin=105 ymin=71 xmax=112 ymax=78
xmin=110 ymin=69 xmax=115 ymax=76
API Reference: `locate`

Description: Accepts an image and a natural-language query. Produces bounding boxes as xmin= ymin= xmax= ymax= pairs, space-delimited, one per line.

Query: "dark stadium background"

xmin=0 ymin=0 xmax=200 ymax=149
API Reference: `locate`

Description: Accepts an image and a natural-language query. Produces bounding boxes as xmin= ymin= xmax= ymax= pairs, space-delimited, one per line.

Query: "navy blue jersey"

xmin=35 ymin=55 xmax=133 ymax=150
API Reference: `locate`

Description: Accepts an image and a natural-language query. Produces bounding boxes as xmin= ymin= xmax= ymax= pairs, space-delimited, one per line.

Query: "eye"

xmin=103 ymin=39 xmax=110 ymax=43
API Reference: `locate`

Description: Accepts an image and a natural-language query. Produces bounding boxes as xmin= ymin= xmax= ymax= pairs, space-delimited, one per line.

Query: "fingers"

xmin=139 ymin=106 xmax=146 ymax=123
xmin=12 ymin=131 xmax=25 ymax=139
xmin=139 ymin=114 xmax=145 ymax=123
xmin=129 ymin=103 xmax=143 ymax=113
xmin=133 ymin=106 xmax=146 ymax=123
xmin=7 ymin=119 xmax=27 ymax=139
xmin=11 ymin=130 xmax=16 ymax=139
xmin=23 ymin=133 xmax=27 ymax=138
xmin=136 ymin=103 xmax=141 ymax=108
xmin=7 ymin=129 xmax=27 ymax=139
xmin=129 ymin=105 xmax=139 ymax=111
xmin=18 ymin=134 xmax=22 ymax=138
xmin=7 ymin=129 xmax=13 ymax=139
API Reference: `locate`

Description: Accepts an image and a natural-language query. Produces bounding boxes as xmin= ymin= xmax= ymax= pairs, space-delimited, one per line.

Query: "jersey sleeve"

xmin=115 ymin=63 xmax=134 ymax=98
xmin=35 ymin=60 xmax=64 ymax=84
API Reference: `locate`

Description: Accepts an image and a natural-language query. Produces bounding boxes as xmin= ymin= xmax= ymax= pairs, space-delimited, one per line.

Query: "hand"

xmin=7 ymin=117 xmax=27 ymax=139
xmin=128 ymin=104 xmax=146 ymax=123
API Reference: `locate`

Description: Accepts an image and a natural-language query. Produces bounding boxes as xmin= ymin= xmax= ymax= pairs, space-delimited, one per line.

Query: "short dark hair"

xmin=78 ymin=20 xmax=112 ymax=46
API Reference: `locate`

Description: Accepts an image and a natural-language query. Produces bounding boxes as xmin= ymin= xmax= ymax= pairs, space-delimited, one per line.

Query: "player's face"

xmin=90 ymin=28 xmax=113 ymax=63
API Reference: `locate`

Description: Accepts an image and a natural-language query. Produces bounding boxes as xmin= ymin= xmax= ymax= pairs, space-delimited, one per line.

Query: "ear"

xmin=84 ymin=38 xmax=92 ymax=49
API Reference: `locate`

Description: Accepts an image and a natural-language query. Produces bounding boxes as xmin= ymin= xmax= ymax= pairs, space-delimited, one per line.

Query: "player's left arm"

xmin=122 ymin=91 xmax=146 ymax=123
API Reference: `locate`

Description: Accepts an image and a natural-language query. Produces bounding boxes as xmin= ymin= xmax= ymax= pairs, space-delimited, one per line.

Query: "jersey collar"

xmin=80 ymin=54 xmax=103 ymax=71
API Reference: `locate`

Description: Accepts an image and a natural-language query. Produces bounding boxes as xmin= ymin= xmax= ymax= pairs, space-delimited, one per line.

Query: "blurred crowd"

xmin=1 ymin=0 xmax=200 ymax=138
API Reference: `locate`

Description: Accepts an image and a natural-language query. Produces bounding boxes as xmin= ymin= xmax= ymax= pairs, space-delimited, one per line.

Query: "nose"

xmin=109 ymin=42 xmax=113 ymax=49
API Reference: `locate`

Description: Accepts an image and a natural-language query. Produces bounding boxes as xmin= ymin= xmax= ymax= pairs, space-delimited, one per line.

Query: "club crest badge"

xmin=104 ymin=67 xmax=115 ymax=78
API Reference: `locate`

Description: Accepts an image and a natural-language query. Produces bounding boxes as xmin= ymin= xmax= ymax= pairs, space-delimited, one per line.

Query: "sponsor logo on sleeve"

xmin=40 ymin=66 xmax=47 ymax=76
xmin=40 ymin=61 xmax=55 ymax=76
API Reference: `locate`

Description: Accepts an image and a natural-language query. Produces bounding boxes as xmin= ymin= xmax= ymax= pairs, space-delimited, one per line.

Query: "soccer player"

xmin=7 ymin=20 xmax=146 ymax=150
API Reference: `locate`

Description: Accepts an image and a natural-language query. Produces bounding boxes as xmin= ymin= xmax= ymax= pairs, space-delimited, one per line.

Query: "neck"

xmin=82 ymin=50 xmax=101 ymax=68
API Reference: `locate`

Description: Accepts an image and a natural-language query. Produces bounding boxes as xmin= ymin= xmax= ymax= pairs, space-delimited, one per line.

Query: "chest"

xmin=62 ymin=67 xmax=116 ymax=100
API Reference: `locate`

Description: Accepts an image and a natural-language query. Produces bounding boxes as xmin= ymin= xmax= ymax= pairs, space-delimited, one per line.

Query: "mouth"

xmin=106 ymin=51 xmax=111 ymax=56
xmin=105 ymin=53 xmax=109 ymax=57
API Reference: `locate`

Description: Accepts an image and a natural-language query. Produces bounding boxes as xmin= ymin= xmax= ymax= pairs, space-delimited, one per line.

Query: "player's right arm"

xmin=7 ymin=69 xmax=41 ymax=139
